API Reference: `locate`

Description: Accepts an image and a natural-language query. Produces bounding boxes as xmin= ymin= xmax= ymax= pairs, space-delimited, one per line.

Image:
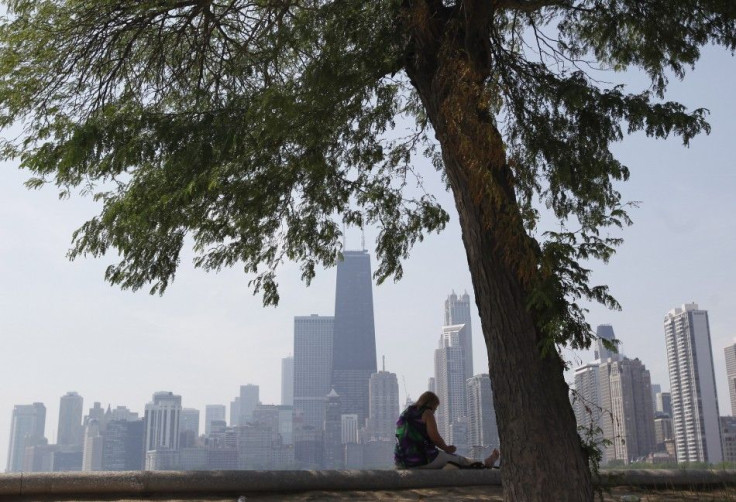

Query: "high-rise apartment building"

xmin=331 ymin=250 xmax=377 ymax=425
xmin=238 ymin=385 xmax=260 ymax=425
xmin=57 ymin=392 xmax=83 ymax=448
xmin=365 ymin=364 xmax=399 ymax=440
xmin=204 ymin=405 xmax=226 ymax=436
xmin=6 ymin=403 xmax=46 ymax=473
xmin=725 ymin=343 xmax=736 ymax=416
xmin=466 ymin=374 xmax=499 ymax=449
xmin=282 ymin=356 xmax=294 ymax=406
xmin=144 ymin=392 xmax=182 ymax=452
xmin=434 ymin=325 xmax=467 ymax=444
xmin=444 ymin=291 xmax=473 ymax=382
xmin=294 ymin=314 xmax=334 ymax=430
xmin=664 ymin=303 xmax=722 ymax=463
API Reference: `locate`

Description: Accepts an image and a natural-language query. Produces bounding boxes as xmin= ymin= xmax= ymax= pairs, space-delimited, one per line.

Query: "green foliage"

xmin=0 ymin=0 xmax=734 ymax=354
xmin=0 ymin=0 xmax=448 ymax=300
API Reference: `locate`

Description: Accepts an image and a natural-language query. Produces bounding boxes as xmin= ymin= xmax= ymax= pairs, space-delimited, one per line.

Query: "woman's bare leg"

xmin=484 ymin=448 xmax=500 ymax=468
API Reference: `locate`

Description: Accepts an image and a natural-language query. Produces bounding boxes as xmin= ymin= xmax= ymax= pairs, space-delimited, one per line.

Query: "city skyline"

xmin=2 ymin=46 xmax=736 ymax=471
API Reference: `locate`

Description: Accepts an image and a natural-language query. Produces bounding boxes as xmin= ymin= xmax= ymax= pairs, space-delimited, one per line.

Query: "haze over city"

xmin=1 ymin=45 xmax=736 ymax=472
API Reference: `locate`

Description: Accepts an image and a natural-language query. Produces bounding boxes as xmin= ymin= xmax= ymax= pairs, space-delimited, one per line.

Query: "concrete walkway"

xmin=2 ymin=469 xmax=736 ymax=500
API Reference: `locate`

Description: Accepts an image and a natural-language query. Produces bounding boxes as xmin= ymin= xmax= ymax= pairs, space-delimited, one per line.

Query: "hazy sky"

xmin=1 ymin=44 xmax=735 ymax=471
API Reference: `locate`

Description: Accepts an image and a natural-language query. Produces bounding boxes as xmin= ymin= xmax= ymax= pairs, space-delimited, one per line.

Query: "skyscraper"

xmin=282 ymin=355 xmax=294 ymax=406
xmin=725 ymin=342 xmax=736 ymax=416
xmin=82 ymin=419 xmax=103 ymax=471
xmin=204 ymin=405 xmax=226 ymax=436
xmin=664 ymin=303 xmax=722 ymax=463
xmin=434 ymin=325 xmax=467 ymax=444
xmin=466 ymin=374 xmax=499 ymax=449
xmin=323 ymin=389 xmax=343 ymax=469
xmin=57 ymin=392 xmax=83 ymax=448
xmin=599 ymin=357 xmax=655 ymax=463
xmin=144 ymin=392 xmax=182 ymax=453
xmin=365 ymin=363 xmax=400 ymax=440
xmin=595 ymin=324 xmax=620 ymax=362
xmin=573 ymin=362 xmax=602 ymax=436
xmin=179 ymin=408 xmax=200 ymax=447
xmin=238 ymin=385 xmax=259 ymax=425
xmin=6 ymin=403 xmax=46 ymax=473
xmin=444 ymin=291 xmax=473 ymax=382
xmin=294 ymin=314 xmax=334 ymax=429
xmin=331 ymin=250 xmax=377 ymax=425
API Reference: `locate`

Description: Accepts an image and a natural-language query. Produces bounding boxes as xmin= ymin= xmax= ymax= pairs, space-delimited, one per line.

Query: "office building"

xmin=101 ymin=419 xmax=145 ymax=470
xmin=595 ymin=324 xmax=620 ymax=362
xmin=293 ymin=314 xmax=334 ymax=430
xmin=444 ymin=291 xmax=474 ymax=382
xmin=179 ymin=408 xmax=200 ymax=447
xmin=573 ymin=362 xmax=603 ymax=437
xmin=238 ymin=385 xmax=259 ymax=425
xmin=654 ymin=415 xmax=673 ymax=452
xmin=57 ymin=392 xmax=83 ymax=448
xmin=229 ymin=397 xmax=240 ymax=426
xmin=599 ymin=357 xmax=655 ymax=463
xmin=6 ymin=402 xmax=46 ymax=473
xmin=341 ymin=414 xmax=359 ymax=444
xmin=466 ymin=374 xmax=499 ymax=449
xmin=434 ymin=325 xmax=467 ymax=444
xmin=664 ymin=303 xmax=722 ymax=463
xmin=204 ymin=405 xmax=226 ymax=436
xmin=725 ymin=343 xmax=736 ymax=416
xmin=144 ymin=392 xmax=182 ymax=453
xmin=323 ymin=389 xmax=343 ymax=469
xmin=282 ymin=356 xmax=294 ymax=406
xmin=82 ymin=419 xmax=103 ymax=471
xmin=180 ymin=408 xmax=200 ymax=435
xmin=655 ymin=391 xmax=672 ymax=416
xmin=331 ymin=250 xmax=377 ymax=425
xmin=365 ymin=362 xmax=400 ymax=440
xmin=721 ymin=416 xmax=736 ymax=463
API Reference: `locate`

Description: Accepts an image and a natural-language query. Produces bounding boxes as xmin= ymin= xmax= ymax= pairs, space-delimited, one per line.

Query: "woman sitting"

xmin=394 ymin=390 xmax=500 ymax=469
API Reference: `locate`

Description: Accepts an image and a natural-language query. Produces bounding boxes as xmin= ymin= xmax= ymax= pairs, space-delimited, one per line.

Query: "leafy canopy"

xmin=0 ymin=0 xmax=733 ymax=348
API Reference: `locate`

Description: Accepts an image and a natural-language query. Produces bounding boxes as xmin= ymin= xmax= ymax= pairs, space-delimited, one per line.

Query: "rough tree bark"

xmin=401 ymin=1 xmax=593 ymax=500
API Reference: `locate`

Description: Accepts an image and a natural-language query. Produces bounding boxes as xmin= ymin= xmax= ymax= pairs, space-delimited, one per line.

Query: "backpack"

xmin=394 ymin=406 xmax=437 ymax=468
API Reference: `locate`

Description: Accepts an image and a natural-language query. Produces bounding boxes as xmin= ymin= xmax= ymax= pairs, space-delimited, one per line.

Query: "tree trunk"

xmin=401 ymin=2 xmax=593 ymax=500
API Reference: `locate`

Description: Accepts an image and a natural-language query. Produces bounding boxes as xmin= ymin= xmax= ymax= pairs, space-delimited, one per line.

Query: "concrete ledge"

xmin=2 ymin=469 xmax=736 ymax=498
xmin=0 ymin=470 xmax=500 ymax=497
xmin=600 ymin=469 xmax=736 ymax=489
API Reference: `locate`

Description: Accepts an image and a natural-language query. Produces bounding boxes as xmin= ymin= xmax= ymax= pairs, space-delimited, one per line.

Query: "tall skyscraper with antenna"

xmin=331 ymin=250 xmax=377 ymax=425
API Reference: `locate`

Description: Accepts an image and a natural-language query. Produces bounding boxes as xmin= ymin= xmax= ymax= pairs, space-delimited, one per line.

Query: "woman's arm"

xmin=422 ymin=410 xmax=456 ymax=454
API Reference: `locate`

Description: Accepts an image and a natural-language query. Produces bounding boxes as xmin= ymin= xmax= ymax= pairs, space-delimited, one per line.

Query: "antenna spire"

xmin=361 ymin=225 xmax=366 ymax=251
xmin=382 ymin=355 xmax=385 ymax=372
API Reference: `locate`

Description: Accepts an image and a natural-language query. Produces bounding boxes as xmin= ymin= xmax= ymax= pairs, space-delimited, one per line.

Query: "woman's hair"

xmin=414 ymin=391 xmax=440 ymax=410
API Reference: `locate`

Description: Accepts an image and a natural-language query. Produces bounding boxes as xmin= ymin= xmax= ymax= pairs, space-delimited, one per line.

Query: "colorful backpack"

xmin=394 ymin=406 xmax=438 ymax=468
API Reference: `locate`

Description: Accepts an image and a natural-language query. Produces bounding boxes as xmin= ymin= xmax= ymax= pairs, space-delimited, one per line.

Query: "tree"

xmin=0 ymin=1 xmax=734 ymax=499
